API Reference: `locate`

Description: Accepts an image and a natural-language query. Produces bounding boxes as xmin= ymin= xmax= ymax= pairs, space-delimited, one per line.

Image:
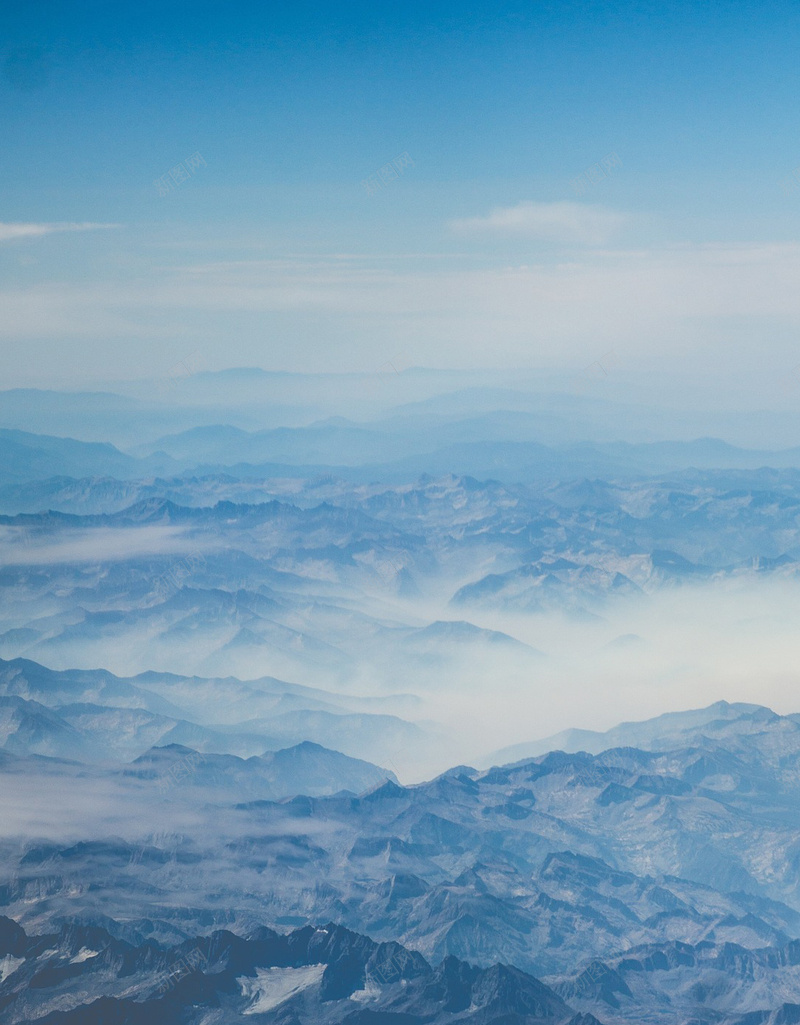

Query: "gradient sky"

xmin=2 ymin=0 xmax=800 ymax=393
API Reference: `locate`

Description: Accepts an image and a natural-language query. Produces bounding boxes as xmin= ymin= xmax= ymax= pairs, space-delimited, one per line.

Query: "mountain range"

xmin=0 ymin=915 xmax=601 ymax=1025
xmin=10 ymin=423 xmax=800 ymax=492
xmin=4 ymin=695 xmax=800 ymax=1021
xmin=6 ymin=372 xmax=800 ymax=1022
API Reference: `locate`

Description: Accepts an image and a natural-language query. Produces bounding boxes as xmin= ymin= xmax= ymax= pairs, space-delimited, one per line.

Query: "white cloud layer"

xmin=0 ymin=526 xmax=199 ymax=565
xmin=2 ymin=241 xmax=800 ymax=399
xmin=449 ymin=201 xmax=628 ymax=244
xmin=0 ymin=222 xmax=119 ymax=243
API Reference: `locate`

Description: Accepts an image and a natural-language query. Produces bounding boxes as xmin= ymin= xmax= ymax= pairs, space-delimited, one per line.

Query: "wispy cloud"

xmin=2 ymin=243 xmax=800 ymax=396
xmin=449 ymin=201 xmax=628 ymax=244
xmin=0 ymin=526 xmax=199 ymax=565
xmin=0 ymin=222 xmax=120 ymax=243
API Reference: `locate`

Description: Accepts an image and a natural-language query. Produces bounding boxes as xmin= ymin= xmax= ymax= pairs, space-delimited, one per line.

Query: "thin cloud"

xmin=2 ymin=243 xmax=800 ymax=398
xmin=450 ymin=200 xmax=628 ymax=244
xmin=0 ymin=526 xmax=199 ymax=565
xmin=0 ymin=222 xmax=120 ymax=243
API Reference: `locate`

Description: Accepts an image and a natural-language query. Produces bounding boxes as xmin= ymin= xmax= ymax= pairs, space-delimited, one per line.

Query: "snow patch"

xmin=0 ymin=954 xmax=24 ymax=982
xmin=238 ymin=963 xmax=326 ymax=1014
xmin=70 ymin=948 xmax=99 ymax=963
xmin=350 ymin=980 xmax=383 ymax=1003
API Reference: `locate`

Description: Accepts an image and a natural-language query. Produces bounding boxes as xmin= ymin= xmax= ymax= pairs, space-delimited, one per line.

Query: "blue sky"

xmin=2 ymin=0 xmax=800 ymax=391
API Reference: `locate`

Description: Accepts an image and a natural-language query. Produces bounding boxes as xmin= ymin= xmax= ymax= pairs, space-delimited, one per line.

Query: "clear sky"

xmin=2 ymin=0 xmax=800 ymax=394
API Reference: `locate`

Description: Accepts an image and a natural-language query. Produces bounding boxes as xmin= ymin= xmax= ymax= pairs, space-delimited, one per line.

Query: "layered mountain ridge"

xmin=4 ymin=692 xmax=800 ymax=1021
